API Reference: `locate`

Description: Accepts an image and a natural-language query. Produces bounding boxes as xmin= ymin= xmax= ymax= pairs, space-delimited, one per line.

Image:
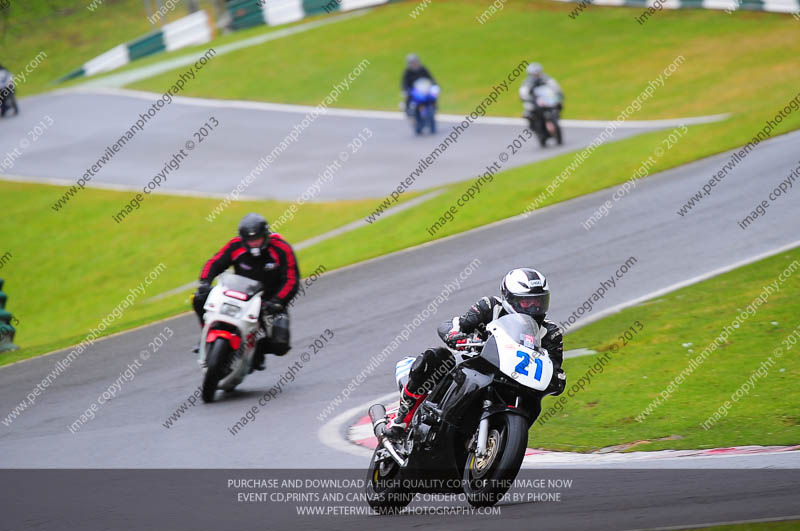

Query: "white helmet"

xmin=526 ymin=62 xmax=543 ymax=78
xmin=500 ymin=268 xmax=550 ymax=320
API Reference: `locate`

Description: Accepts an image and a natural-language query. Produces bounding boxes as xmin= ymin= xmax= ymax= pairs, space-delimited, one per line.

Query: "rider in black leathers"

xmin=387 ymin=268 xmax=566 ymax=437
xmin=401 ymin=53 xmax=437 ymax=115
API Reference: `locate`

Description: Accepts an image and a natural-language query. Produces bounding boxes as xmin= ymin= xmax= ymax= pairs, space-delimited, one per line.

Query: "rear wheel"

xmin=202 ymin=338 xmax=231 ymax=403
xmin=462 ymin=413 xmax=528 ymax=507
xmin=365 ymin=447 xmax=414 ymax=515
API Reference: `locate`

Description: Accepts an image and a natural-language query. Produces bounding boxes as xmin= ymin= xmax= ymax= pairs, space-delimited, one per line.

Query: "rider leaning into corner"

xmin=191 ymin=213 xmax=300 ymax=371
xmin=386 ymin=267 xmax=567 ymax=438
xmin=401 ymin=53 xmax=437 ymax=114
xmin=519 ymin=62 xmax=564 ymax=111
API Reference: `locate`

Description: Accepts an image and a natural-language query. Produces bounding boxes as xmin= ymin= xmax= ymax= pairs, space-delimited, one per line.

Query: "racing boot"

xmin=385 ymin=385 xmax=426 ymax=440
xmin=249 ymin=349 xmax=266 ymax=373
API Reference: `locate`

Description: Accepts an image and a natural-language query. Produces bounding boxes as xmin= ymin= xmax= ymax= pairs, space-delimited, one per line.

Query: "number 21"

xmin=515 ymin=350 xmax=543 ymax=380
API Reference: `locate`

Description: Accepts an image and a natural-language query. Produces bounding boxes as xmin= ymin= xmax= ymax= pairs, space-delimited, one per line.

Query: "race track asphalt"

xmin=1 ymin=89 xmax=674 ymax=200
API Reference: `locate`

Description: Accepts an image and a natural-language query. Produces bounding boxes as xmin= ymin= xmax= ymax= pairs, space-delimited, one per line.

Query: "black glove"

xmin=196 ymin=280 xmax=211 ymax=297
xmin=261 ymin=297 xmax=284 ymax=315
xmin=546 ymin=368 xmax=566 ymax=396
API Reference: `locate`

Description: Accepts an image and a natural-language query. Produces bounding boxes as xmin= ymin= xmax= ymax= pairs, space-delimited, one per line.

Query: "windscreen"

xmin=533 ymin=85 xmax=558 ymax=106
xmin=492 ymin=313 xmax=541 ymax=349
xmin=221 ymin=274 xmax=263 ymax=296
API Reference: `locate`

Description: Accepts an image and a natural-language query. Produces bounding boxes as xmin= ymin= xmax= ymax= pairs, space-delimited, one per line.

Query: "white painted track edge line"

xmin=317 ymin=390 xmax=397 ymax=458
xmin=59 ymin=87 xmax=729 ymax=128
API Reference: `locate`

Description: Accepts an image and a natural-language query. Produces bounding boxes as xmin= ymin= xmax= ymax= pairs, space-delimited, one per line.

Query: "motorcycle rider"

xmin=401 ymin=53 xmax=437 ymax=115
xmin=387 ymin=267 xmax=566 ymax=438
xmin=192 ymin=213 xmax=299 ymax=371
xmin=519 ymin=62 xmax=563 ymax=110
xmin=0 ymin=64 xmax=19 ymax=117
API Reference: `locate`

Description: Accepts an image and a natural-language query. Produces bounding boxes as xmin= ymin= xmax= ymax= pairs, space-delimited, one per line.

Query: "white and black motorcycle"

xmin=198 ymin=273 xmax=268 ymax=402
xmin=365 ymin=313 xmax=566 ymax=513
xmin=520 ymin=83 xmax=563 ymax=147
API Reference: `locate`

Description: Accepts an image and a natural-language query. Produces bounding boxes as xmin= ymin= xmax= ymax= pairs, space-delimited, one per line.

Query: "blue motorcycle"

xmin=407 ymin=78 xmax=439 ymax=135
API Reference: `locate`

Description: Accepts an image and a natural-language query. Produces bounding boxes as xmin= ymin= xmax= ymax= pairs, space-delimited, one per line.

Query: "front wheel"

xmin=462 ymin=413 xmax=528 ymax=507
xmin=202 ymin=338 xmax=232 ymax=403
xmin=413 ymin=108 xmax=425 ymax=135
xmin=554 ymin=121 xmax=563 ymax=145
xmin=364 ymin=447 xmax=414 ymax=515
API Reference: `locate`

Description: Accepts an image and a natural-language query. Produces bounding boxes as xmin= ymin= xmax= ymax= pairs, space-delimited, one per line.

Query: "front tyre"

xmin=202 ymin=338 xmax=231 ymax=403
xmin=412 ymin=105 xmax=423 ymax=135
xmin=462 ymin=413 xmax=528 ymax=507
xmin=364 ymin=447 xmax=414 ymax=515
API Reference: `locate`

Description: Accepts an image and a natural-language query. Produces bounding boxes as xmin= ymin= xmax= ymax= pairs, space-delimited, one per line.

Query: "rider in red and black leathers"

xmin=192 ymin=213 xmax=299 ymax=369
xmin=387 ymin=268 xmax=566 ymax=438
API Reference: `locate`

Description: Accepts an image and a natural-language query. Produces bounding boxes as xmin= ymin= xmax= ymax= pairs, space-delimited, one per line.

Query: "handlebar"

xmin=452 ymin=334 xmax=486 ymax=351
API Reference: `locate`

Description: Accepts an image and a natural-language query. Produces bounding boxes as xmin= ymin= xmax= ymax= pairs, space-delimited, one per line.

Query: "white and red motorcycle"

xmin=198 ymin=274 xmax=268 ymax=402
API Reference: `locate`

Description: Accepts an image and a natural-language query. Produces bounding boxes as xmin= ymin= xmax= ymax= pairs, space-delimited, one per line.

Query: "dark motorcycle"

xmin=0 ymin=69 xmax=19 ymax=117
xmin=520 ymin=84 xmax=562 ymax=147
xmin=365 ymin=313 xmax=566 ymax=513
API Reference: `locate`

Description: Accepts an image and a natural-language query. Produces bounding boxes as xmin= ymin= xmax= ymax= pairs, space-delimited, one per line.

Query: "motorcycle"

xmin=197 ymin=273 xmax=269 ymax=402
xmin=520 ymin=84 xmax=562 ymax=147
xmin=0 ymin=69 xmax=18 ymax=117
xmin=407 ymin=77 xmax=439 ymax=135
xmin=365 ymin=313 xmax=565 ymax=513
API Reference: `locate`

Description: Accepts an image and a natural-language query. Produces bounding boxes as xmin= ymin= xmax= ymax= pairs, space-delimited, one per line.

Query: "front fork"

xmin=475 ymin=400 xmax=492 ymax=457
xmin=475 ymin=396 xmax=523 ymax=457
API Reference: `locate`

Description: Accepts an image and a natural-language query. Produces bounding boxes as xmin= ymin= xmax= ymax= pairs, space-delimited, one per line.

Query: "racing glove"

xmin=438 ymin=317 xmax=467 ymax=348
xmin=196 ymin=280 xmax=211 ymax=297
xmin=261 ymin=297 xmax=284 ymax=315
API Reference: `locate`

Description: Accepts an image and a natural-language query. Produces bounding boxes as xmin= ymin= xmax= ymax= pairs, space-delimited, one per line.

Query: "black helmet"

xmin=238 ymin=213 xmax=270 ymax=256
xmin=500 ymin=268 xmax=550 ymax=320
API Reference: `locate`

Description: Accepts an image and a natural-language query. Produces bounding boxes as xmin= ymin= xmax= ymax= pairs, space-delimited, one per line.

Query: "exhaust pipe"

xmin=369 ymin=404 xmax=407 ymax=467
xmin=368 ymin=404 xmax=387 ymax=438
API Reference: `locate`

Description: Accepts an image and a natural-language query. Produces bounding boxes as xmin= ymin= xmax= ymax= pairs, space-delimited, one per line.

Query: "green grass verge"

xmin=57 ymin=11 xmax=327 ymax=90
xmin=128 ymin=0 xmax=800 ymax=121
xmin=4 ymin=0 xmax=324 ymax=96
xmin=527 ymin=247 xmax=800 ymax=452
xmin=3 ymin=0 xmax=165 ymax=97
xmin=0 ymin=179 xmax=407 ymax=365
